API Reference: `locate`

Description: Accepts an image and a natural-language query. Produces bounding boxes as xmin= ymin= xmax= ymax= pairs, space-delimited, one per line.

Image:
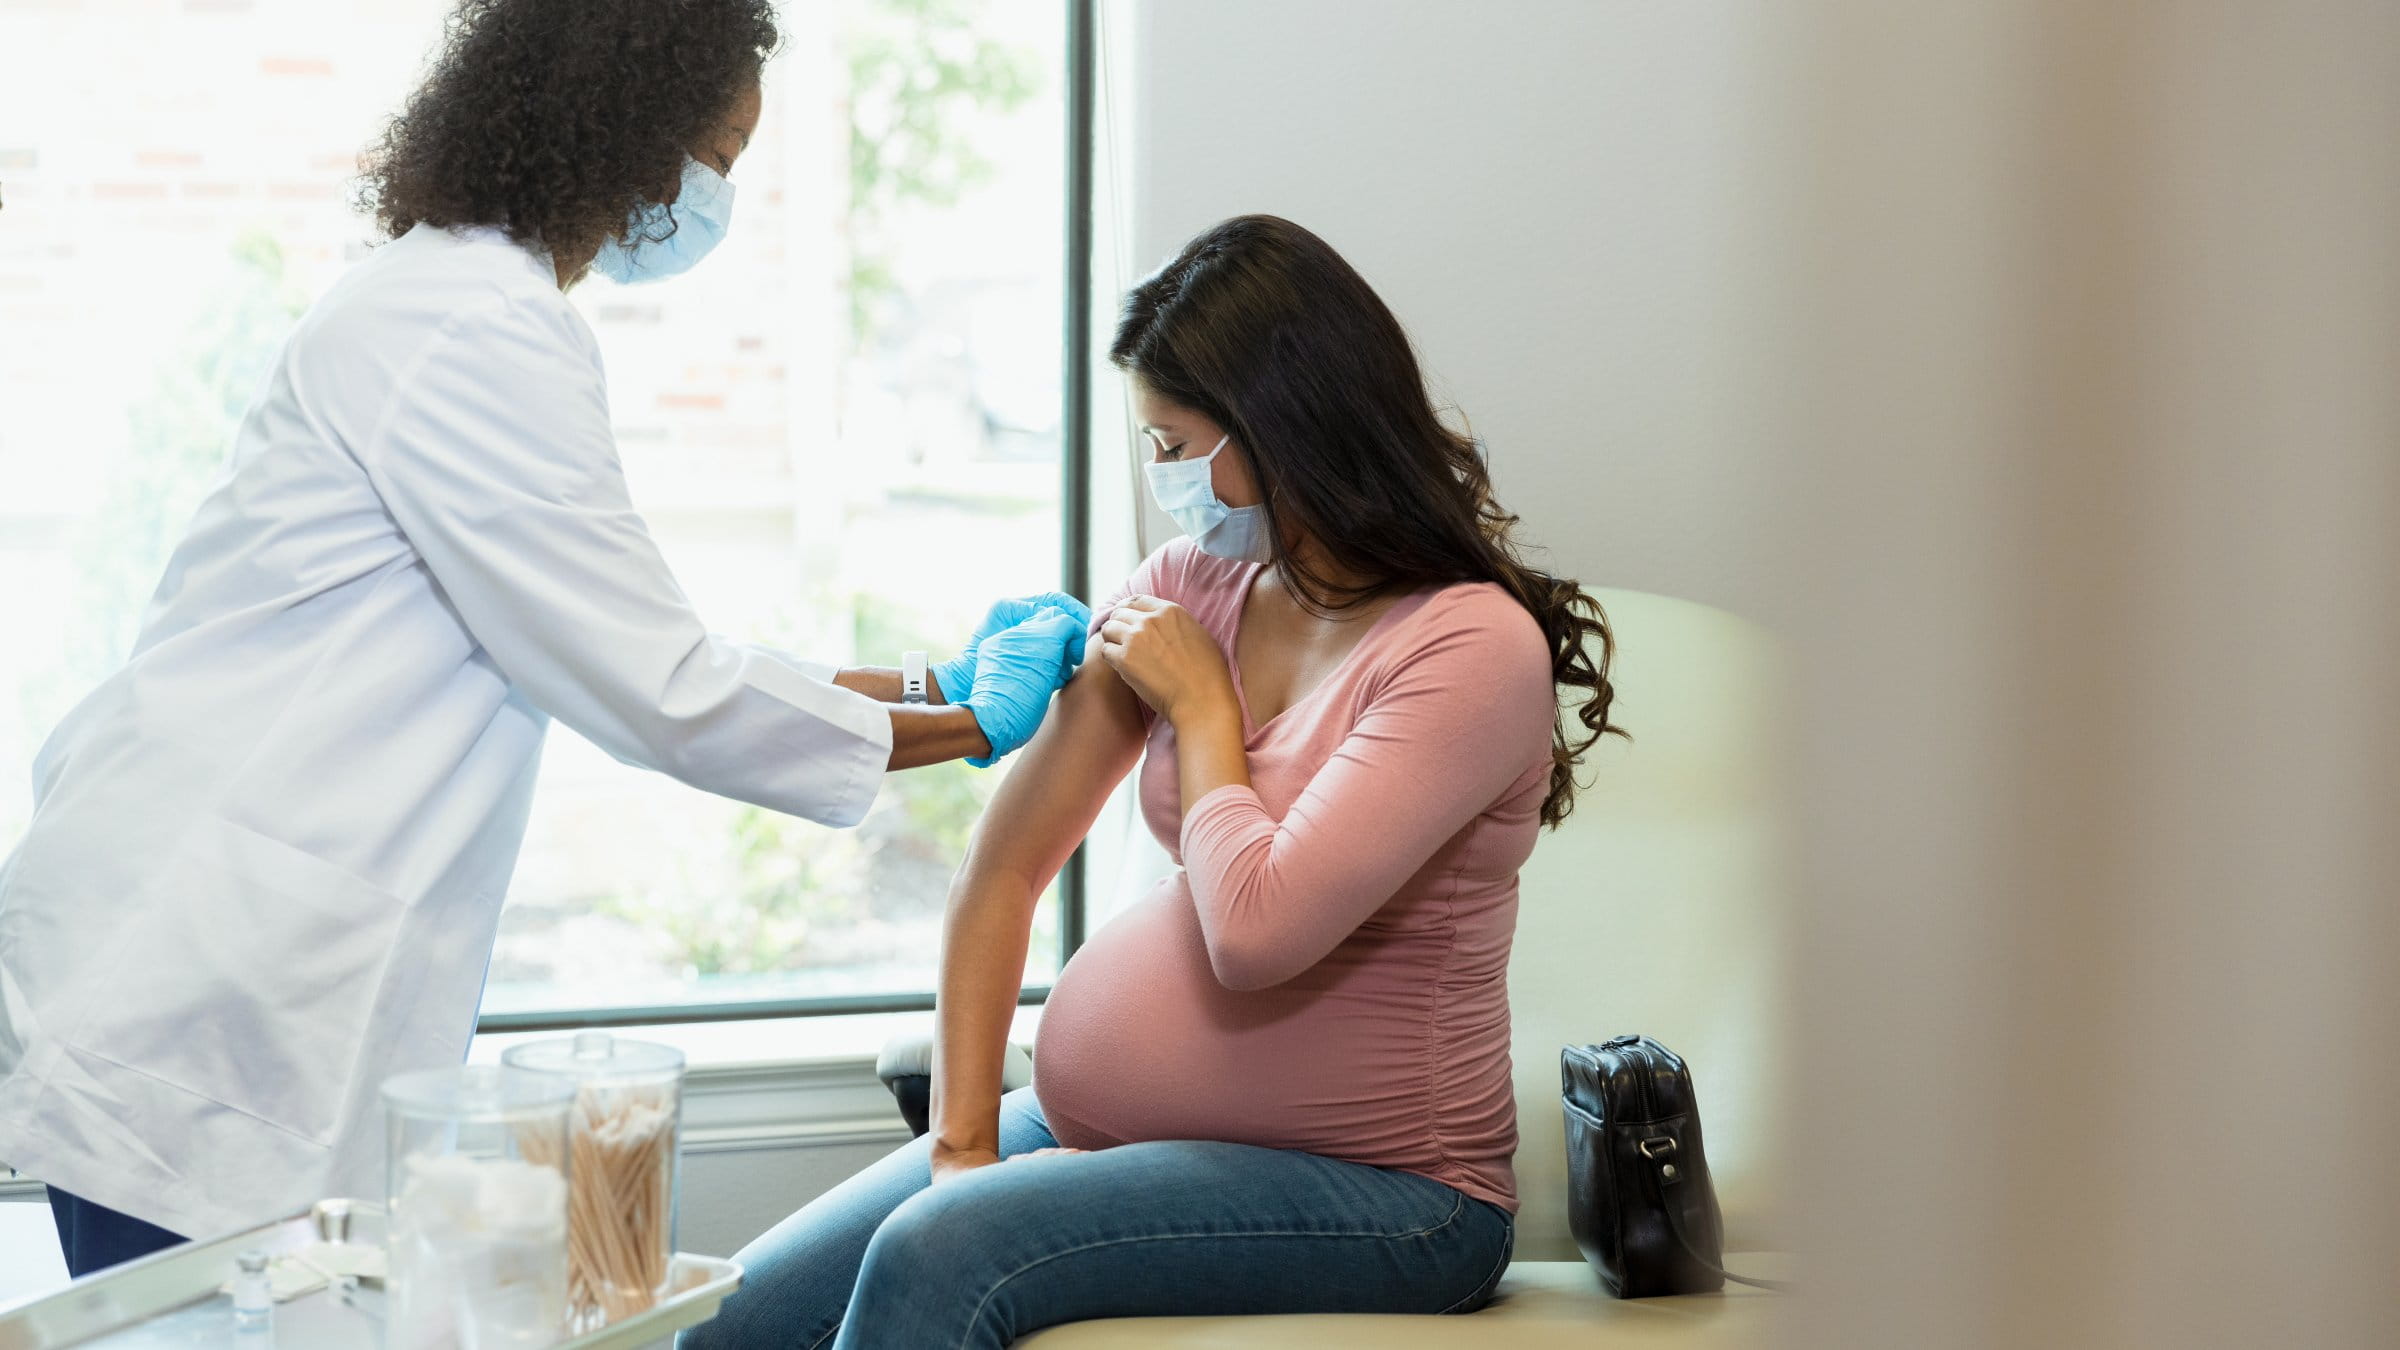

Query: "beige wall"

xmin=1774 ymin=3 xmax=2400 ymax=1345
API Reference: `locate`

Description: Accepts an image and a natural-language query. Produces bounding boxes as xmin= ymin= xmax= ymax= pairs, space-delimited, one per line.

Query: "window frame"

xmin=476 ymin=0 xmax=1100 ymax=1036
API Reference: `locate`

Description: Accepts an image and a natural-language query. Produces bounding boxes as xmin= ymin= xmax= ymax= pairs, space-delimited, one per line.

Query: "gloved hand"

xmin=960 ymin=605 xmax=1089 ymax=767
xmin=932 ymin=591 xmax=1093 ymax=704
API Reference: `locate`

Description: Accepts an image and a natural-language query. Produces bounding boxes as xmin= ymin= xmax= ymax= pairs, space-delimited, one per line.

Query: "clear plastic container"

xmin=502 ymin=1032 xmax=686 ymax=1332
xmin=381 ymin=1064 xmax=574 ymax=1350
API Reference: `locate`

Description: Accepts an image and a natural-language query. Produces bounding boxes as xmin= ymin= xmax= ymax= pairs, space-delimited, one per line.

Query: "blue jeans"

xmin=47 ymin=1186 xmax=186 ymax=1279
xmin=681 ymin=1086 xmax=1514 ymax=1350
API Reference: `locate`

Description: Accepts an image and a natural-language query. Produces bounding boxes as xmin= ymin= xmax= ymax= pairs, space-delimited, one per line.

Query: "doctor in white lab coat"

xmin=0 ymin=0 xmax=1088 ymax=1275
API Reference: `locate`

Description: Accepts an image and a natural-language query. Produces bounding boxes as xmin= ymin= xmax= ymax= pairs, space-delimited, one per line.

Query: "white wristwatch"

xmin=901 ymin=650 xmax=929 ymax=704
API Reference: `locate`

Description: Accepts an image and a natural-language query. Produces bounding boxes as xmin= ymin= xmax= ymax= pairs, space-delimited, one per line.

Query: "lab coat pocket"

xmin=77 ymin=815 xmax=406 ymax=1148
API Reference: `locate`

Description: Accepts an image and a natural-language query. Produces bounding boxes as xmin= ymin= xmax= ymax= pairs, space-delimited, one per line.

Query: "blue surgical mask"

xmin=591 ymin=157 xmax=735 ymax=285
xmin=1143 ymin=432 xmax=1275 ymax=562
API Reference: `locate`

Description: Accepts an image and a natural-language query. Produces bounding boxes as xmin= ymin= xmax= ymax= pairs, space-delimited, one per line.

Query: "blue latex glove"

xmin=960 ymin=605 xmax=1089 ymax=767
xmin=932 ymin=591 xmax=1093 ymax=704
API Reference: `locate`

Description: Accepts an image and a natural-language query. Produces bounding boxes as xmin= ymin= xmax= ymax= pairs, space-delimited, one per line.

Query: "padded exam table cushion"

xmin=1015 ymin=1257 xmax=1786 ymax=1348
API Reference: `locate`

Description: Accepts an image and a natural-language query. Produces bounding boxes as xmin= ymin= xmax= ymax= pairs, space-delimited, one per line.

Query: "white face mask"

xmin=1143 ymin=432 xmax=1275 ymax=562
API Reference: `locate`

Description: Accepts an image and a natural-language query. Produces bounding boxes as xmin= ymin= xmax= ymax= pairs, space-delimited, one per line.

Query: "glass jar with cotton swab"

xmin=502 ymin=1031 xmax=687 ymax=1332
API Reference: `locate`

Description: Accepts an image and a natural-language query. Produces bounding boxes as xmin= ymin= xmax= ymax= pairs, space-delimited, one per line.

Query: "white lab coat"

xmin=0 ymin=224 xmax=892 ymax=1238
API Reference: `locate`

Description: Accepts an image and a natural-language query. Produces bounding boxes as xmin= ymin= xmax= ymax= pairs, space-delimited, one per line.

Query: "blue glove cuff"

xmin=930 ymin=652 xmax=975 ymax=705
xmin=960 ymin=698 xmax=1004 ymax=769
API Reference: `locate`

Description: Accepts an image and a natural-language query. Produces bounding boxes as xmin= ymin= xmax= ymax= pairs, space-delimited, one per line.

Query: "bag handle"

xmin=1638 ymin=1136 xmax=1792 ymax=1293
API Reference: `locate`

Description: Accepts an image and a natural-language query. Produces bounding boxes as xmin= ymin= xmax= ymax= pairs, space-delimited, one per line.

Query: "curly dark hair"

xmin=357 ymin=0 xmax=779 ymax=257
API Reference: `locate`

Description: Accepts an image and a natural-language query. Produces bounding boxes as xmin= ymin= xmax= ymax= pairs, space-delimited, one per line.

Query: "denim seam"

xmin=956 ymin=1187 xmax=1471 ymax=1347
xmin=802 ymin=1088 xmax=1059 ymax=1350
xmin=1433 ymin=1213 xmax=1515 ymax=1315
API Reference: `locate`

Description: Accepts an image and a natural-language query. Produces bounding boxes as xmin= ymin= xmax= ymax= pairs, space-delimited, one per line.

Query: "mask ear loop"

xmin=1185 ymin=432 xmax=1232 ymax=468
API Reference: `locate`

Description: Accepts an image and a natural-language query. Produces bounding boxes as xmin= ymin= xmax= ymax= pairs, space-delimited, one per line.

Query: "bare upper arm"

xmin=952 ymin=651 xmax=1148 ymax=899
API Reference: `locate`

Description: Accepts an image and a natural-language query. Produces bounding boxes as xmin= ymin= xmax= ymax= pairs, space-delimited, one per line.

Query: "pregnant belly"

xmin=1031 ymin=874 xmax=1443 ymax=1162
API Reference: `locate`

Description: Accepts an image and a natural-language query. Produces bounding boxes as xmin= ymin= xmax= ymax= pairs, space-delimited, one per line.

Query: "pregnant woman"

xmin=683 ymin=215 xmax=1621 ymax=1349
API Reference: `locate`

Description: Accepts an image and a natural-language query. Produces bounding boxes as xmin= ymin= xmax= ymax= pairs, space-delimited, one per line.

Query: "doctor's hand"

xmin=932 ymin=591 xmax=1093 ymax=703
xmin=959 ymin=605 xmax=1088 ymax=767
xmin=1096 ymin=595 xmax=1238 ymax=729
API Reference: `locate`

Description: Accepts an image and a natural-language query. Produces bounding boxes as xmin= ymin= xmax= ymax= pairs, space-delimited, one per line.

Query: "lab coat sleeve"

xmin=355 ymin=293 xmax=891 ymax=827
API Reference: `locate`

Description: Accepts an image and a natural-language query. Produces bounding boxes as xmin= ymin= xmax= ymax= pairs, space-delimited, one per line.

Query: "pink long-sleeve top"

xmin=1031 ymin=540 xmax=1557 ymax=1212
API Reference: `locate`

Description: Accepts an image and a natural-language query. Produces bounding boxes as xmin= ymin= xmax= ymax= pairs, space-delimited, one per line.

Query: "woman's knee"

xmin=856 ymin=1163 xmax=1080 ymax=1306
xmin=858 ymin=1176 xmax=1012 ymax=1281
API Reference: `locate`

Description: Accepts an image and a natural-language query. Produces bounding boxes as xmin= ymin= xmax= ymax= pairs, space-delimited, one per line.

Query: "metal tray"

xmin=0 ymin=1199 xmax=741 ymax=1349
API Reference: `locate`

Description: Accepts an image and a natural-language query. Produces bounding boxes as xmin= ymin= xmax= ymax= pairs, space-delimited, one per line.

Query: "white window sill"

xmin=0 ymin=1007 xmax=1024 ymax=1197
xmin=469 ymin=1001 xmax=1042 ymax=1073
xmin=471 ymin=1005 xmax=1046 ymax=1156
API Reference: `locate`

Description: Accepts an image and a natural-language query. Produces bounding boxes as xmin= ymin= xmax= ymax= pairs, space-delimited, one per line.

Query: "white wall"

xmin=1123 ymin=0 xmax=1778 ymax=621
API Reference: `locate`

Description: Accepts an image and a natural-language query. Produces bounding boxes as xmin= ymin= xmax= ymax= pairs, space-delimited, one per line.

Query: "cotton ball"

xmin=475 ymin=1157 xmax=567 ymax=1239
xmin=401 ymin=1153 xmax=487 ymax=1227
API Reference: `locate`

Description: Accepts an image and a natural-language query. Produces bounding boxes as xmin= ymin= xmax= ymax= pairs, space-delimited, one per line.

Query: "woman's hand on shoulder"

xmin=1095 ymin=595 xmax=1239 ymax=731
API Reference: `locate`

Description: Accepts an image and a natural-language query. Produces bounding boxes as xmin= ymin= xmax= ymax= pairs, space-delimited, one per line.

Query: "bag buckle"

xmin=1640 ymin=1135 xmax=1682 ymax=1183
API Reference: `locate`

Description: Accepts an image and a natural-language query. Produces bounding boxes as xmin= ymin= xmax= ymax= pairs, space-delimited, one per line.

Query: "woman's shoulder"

xmin=1403 ymin=580 xmax=1550 ymax=667
xmin=1360 ymin=579 xmax=1556 ymax=756
xmin=1115 ymin=538 xmax=1254 ymax=612
xmin=1371 ymin=580 xmax=1555 ymax=711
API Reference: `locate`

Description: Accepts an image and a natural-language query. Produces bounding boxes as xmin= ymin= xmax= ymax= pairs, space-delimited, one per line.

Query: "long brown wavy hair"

xmin=1109 ymin=214 xmax=1624 ymax=827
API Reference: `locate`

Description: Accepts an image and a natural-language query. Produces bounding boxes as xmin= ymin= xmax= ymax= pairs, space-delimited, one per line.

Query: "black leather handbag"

xmin=1562 ymin=1034 xmax=1785 ymax=1297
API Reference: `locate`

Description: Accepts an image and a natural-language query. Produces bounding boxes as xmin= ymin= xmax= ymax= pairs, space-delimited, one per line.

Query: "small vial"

xmin=232 ymin=1249 xmax=272 ymax=1335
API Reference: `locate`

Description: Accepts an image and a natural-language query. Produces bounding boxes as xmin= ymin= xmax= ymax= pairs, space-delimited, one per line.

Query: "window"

xmin=0 ymin=0 xmax=1093 ymax=1029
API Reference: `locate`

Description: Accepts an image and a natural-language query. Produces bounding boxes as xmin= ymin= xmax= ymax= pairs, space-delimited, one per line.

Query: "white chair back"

xmin=1504 ymin=587 xmax=1791 ymax=1260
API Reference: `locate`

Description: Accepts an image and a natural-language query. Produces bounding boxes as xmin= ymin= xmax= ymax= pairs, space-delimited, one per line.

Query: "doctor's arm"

xmin=364 ymin=299 xmax=1011 ymax=825
xmin=824 ymin=596 xmax=1094 ymax=770
xmin=928 ymin=650 xmax=1147 ymax=1182
xmin=826 ymin=590 xmax=1091 ymax=709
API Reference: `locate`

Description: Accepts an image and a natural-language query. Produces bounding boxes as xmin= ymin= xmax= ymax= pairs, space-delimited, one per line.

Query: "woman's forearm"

xmin=924 ymin=656 xmax=1150 ymax=1163
xmin=1173 ymin=698 xmax=1252 ymax=818
xmin=931 ymin=866 xmax=1040 ymax=1155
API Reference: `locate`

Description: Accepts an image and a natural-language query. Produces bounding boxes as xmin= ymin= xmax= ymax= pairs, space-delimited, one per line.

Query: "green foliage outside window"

xmin=841 ymin=0 xmax=1041 ymax=346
